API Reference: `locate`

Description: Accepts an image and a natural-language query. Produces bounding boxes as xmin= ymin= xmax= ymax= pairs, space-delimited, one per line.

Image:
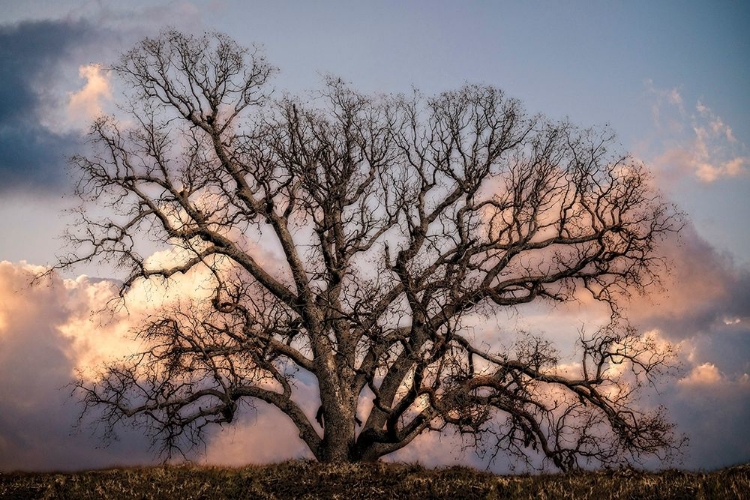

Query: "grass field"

xmin=1 ymin=460 xmax=748 ymax=499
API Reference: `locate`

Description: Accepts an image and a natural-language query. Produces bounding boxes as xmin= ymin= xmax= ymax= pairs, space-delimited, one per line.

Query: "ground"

xmin=1 ymin=461 xmax=748 ymax=499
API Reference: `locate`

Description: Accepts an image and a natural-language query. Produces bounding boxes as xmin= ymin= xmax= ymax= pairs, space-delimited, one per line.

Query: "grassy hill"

xmin=1 ymin=460 xmax=748 ymax=499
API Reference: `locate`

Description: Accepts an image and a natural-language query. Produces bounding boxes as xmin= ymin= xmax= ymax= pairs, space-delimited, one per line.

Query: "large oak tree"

xmin=62 ymin=31 xmax=683 ymax=469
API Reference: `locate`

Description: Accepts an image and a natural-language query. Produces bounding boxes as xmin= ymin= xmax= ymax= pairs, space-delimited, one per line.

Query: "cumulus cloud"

xmin=667 ymin=366 xmax=750 ymax=469
xmin=65 ymin=64 xmax=113 ymax=130
xmin=467 ymin=222 xmax=750 ymax=470
xmin=0 ymin=260 xmax=205 ymax=469
xmin=202 ymin=384 xmax=319 ymax=467
xmin=2 ymin=217 xmax=750 ymax=472
xmin=0 ymin=261 xmax=155 ymax=471
xmin=620 ymin=225 xmax=750 ymax=468
xmin=202 ymin=411 xmax=312 ymax=466
xmin=678 ymin=363 xmax=723 ymax=386
xmin=627 ymin=224 xmax=750 ymax=345
xmin=645 ymin=80 xmax=749 ymax=183
xmin=0 ymin=258 xmax=312 ymax=471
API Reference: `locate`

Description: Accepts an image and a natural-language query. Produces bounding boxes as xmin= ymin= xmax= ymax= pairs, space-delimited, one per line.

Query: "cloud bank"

xmin=0 ymin=262 xmax=155 ymax=470
xmin=1 ymin=218 xmax=749 ymax=472
xmin=0 ymin=260 xmax=313 ymax=471
xmin=623 ymin=225 xmax=750 ymax=469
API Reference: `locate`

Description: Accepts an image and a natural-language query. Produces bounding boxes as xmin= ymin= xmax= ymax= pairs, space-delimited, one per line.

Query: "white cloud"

xmin=202 ymin=412 xmax=313 ymax=466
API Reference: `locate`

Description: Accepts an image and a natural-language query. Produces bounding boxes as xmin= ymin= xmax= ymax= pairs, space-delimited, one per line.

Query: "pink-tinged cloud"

xmin=626 ymin=224 xmax=750 ymax=344
xmin=621 ymin=226 xmax=750 ymax=468
xmin=202 ymin=402 xmax=315 ymax=467
xmin=64 ymin=64 xmax=113 ymax=131
xmin=645 ymin=82 xmax=749 ymax=183
xmin=679 ymin=363 xmax=723 ymax=386
xmin=0 ymin=259 xmax=308 ymax=471
xmin=0 ymin=261 xmax=155 ymax=471
xmin=2 ymin=220 xmax=750 ymax=472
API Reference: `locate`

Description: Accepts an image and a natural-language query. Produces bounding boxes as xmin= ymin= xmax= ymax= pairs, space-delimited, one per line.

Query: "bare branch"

xmin=66 ymin=30 xmax=684 ymax=468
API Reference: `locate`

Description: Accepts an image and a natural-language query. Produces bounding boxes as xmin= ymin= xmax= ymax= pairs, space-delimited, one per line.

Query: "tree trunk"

xmin=319 ymin=425 xmax=355 ymax=463
xmin=316 ymin=365 xmax=358 ymax=462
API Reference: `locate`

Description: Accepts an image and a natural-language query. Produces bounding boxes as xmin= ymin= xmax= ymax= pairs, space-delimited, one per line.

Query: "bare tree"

xmin=61 ymin=31 xmax=684 ymax=469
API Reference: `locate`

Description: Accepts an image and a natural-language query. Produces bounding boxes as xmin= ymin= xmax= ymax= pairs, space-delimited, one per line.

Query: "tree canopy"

xmin=62 ymin=30 xmax=684 ymax=469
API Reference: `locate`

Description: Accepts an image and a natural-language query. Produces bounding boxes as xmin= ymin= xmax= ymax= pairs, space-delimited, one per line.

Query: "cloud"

xmin=645 ymin=80 xmax=749 ymax=183
xmin=202 ymin=383 xmax=319 ymax=467
xmin=0 ymin=258 xmax=310 ymax=471
xmin=65 ymin=64 xmax=113 ymax=130
xmin=667 ymin=366 xmax=750 ymax=469
xmin=620 ymin=225 xmax=750 ymax=468
xmin=480 ymin=222 xmax=750 ymax=469
xmin=626 ymin=224 xmax=750 ymax=344
xmin=645 ymin=80 xmax=685 ymax=127
xmin=0 ymin=261 xmax=155 ymax=471
xmin=0 ymin=21 xmax=89 ymax=122
xmin=678 ymin=362 xmax=722 ymax=386
xmin=202 ymin=409 xmax=313 ymax=466
xmin=0 ymin=20 xmax=98 ymax=193
xmin=2 ymin=217 xmax=750 ymax=472
xmin=0 ymin=6 xmax=218 ymax=195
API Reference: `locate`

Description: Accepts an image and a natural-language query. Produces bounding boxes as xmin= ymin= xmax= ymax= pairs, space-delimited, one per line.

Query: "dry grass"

xmin=1 ymin=461 xmax=748 ymax=499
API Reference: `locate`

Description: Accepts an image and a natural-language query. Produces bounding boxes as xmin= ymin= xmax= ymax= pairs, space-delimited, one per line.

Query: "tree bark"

xmin=318 ymin=390 xmax=358 ymax=462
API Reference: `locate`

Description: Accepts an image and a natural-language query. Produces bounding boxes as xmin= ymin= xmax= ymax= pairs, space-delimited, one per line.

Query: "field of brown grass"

xmin=1 ymin=460 xmax=748 ymax=499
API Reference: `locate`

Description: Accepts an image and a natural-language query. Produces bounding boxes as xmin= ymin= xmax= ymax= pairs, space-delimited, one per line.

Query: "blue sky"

xmin=0 ymin=1 xmax=748 ymax=472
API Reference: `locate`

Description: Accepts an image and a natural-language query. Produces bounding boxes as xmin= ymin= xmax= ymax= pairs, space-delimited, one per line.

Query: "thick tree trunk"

xmin=319 ymin=424 xmax=356 ymax=463
xmin=316 ymin=402 xmax=388 ymax=463
xmin=316 ymin=362 xmax=359 ymax=463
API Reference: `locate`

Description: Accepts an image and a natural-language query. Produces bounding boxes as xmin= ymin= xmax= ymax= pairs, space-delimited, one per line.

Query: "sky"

xmin=0 ymin=0 xmax=749 ymax=472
